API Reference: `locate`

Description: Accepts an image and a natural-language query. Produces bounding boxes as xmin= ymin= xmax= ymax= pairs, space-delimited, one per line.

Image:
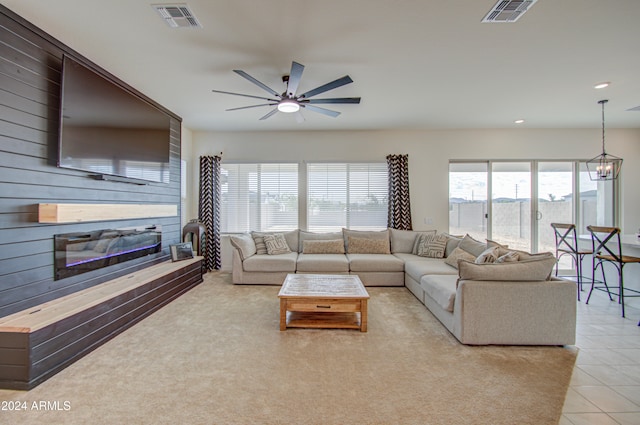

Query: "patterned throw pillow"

xmin=347 ymin=236 xmax=391 ymax=254
xmin=411 ymin=231 xmax=438 ymax=254
xmin=444 ymin=247 xmax=477 ymax=269
xmin=475 ymin=246 xmax=499 ymax=264
xmin=263 ymin=233 xmax=291 ymax=255
xmin=496 ymin=251 xmax=520 ymax=263
xmin=417 ymin=233 xmax=448 ymax=258
xmin=251 ymin=231 xmax=271 ymax=255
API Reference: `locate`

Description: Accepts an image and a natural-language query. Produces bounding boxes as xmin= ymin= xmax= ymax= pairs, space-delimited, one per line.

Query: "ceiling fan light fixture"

xmin=277 ymin=99 xmax=300 ymax=113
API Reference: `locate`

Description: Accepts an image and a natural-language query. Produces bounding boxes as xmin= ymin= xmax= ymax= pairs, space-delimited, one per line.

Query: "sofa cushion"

xmin=343 ymin=229 xmax=390 ymax=252
xmin=444 ymin=247 xmax=476 ymax=269
xmin=389 ymin=228 xmax=421 ymax=254
xmin=263 ymin=233 xmax=292 ymax=255
xmin=457 ymin=253 xmax=557 ymax=282
xmin=416 ymin=233 xmax=448 ymax=258
xmin=302 ymin=239 xmax=345 ymax=254
xmin=420 ymin=274 xmax=458 ymax=312
xmin=298 ymin=230 xmax=344 ymax=252
xmin=347 ymin=236 xmax=391 ymax=254
xmin=404 ymin=257 xmax=458 ymax=282
xmin=242 ymin=252 xmax=298 ymax=272
xmin=347 ymin=253 xmax=404 ymax=272
xmin=296 ymin=253 xmax=350 ymax=272
xmin=229 ymin=233 xmax=257 ymax=260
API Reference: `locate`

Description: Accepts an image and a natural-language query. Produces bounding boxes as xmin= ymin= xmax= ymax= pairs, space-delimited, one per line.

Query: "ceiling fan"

xmin=212 ymin=61 xmax=361 ymax=121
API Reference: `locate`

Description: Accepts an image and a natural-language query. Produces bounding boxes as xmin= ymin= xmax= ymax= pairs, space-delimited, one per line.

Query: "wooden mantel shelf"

xmin=38 ymin=203 xmax=178 ymax=223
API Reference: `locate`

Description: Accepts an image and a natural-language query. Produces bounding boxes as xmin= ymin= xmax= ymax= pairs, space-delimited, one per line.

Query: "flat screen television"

xmin=58 ymin=55 xmax=171 ymax=184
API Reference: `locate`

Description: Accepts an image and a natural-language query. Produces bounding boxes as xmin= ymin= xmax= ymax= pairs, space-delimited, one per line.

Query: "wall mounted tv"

xmin=58 ymin=55 xmax=171 ymax=184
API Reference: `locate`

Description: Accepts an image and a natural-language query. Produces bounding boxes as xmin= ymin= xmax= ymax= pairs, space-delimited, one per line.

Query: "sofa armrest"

xmin=453 ymin=278 xmax=576 ymax=345
xmin=231 ymin=246 xmax=246 ymax=284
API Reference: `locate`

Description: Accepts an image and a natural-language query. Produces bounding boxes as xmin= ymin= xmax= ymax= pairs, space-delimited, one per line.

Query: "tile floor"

xmin=560 ymin=286 xmax=640 ymax=425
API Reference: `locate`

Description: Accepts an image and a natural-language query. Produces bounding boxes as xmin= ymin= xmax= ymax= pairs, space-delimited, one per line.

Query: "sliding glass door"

xmin=449 ymin=160 xmax=618 ymax=259
xmin=491 ymin=162 xmax=531 ymax=252
xmin=537 ymin=162 xmax=574 ymax=268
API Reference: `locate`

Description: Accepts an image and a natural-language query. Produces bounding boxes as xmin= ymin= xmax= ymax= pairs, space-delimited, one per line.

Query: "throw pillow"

xmin=347 ymin=236 xmax=391 ymax=254
xmin=487 ymin=239 xmax=509 ymax=250
xmin=444 ymin=247 xmax=476 ymax=269
xmin=298 ymin=230 xmax=343 ymax=252
xmin=457 ymin=254 xmax=557 ymax=282
xmin=416 ymin=233 xmax=448 ymax=258
xmin=496 ymin=251 xmax=520 ymax=263
xmin=389 ymin=228 xmax=421 ymax=254
xmin=343 ymin=228 xmax=390 ymax=252
xmin=457 ymin=234 xmax=488 ymax=257
xmin=411 ymin=230 xmax=438 ymax=254
xmin=263 ymin=233 xmax=291 ymax=255
xmin=302 ymin=239 xmax=345 ymax=254
xmin=251 ymin=231 xmax=270 ymax=255
xmin=475 ymin=246 xmax=499 ymax=264
xmin=443 ymin=233 xmax=463 ymax=257
xmin=230 ymin=233 xmax=258 ymax=260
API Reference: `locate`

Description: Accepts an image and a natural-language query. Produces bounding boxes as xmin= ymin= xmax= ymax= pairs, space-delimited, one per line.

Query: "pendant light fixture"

xmin=586 ymin=99 xmax=622 ymax=181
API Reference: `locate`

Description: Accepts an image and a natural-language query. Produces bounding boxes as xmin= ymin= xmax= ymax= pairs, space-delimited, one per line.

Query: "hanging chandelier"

xmin=586 ymin=99 xmax=622 ymax=181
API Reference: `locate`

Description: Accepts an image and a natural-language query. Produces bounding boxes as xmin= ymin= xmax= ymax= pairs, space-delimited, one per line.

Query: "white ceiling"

xmin=4 ymin=0 xmax=640 ymax=131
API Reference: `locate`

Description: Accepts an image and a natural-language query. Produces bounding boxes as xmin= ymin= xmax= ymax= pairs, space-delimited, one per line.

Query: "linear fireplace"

xmin=54 ymin=225 xmax=162 ymax=280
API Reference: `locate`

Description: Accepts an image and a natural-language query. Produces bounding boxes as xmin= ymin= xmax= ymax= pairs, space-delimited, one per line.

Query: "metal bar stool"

xmin=551 ymin=223 xmax=592 ymax=301
xmin=586 ymin=225 xmax=640 ymax=318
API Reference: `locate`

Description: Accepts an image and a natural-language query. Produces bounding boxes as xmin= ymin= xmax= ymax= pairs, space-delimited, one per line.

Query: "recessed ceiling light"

xmin=594 ymin=82 xmax=610 ymax=89
xmin=514 ymin=119 xmax=525 ymax=124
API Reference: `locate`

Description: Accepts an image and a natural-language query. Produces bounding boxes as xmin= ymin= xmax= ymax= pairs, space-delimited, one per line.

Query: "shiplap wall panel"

xmin=0 ymin=7 xmax=183 ymax=318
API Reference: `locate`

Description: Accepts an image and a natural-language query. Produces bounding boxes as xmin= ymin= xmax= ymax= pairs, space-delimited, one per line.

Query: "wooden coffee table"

xmin=278 ymin=274 xmax=369 ymax=332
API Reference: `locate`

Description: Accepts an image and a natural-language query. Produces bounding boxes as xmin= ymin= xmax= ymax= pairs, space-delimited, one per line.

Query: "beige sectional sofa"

xmin=229 ymin=228 xmax=576 ymax=346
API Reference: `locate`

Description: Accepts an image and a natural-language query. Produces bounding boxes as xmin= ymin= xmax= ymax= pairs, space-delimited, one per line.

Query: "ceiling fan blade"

xmin=233 ymin=70 xmax=281 ymax=97
xmin=212 ymin=89 xmax=278 ymax=102
xmin=286 ymin=61 xmax=305 ymax=97
xmin=295 ymin=110 xmax=305 ymax=123
xmin=259 ymin=108 xmax=279 ymax=120
xmin=298 ymin=75 xmax=353 ymax=99
xmin=302 ymin=104 xmax=341 ymax=118
xmin=305 ymin=97 xmax=361 ymax=104
xmin=226 ymin=103 xmax=276 ymax=111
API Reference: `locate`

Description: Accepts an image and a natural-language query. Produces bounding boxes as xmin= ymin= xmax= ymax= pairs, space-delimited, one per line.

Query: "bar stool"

xmin=586 ymin=226 xmax=640 ymax=318
xmin=551 ymin=223 xmax=592 ymax=301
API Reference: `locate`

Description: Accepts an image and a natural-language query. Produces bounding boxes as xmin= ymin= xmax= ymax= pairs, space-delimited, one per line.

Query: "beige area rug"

xmin=0 ymin=272 xmax=577 ymax=425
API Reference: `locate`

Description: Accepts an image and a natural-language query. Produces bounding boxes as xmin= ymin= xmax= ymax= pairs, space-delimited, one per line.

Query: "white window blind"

xmin=307 ymin=163 xmax=388 ymax=232
xmin=221 ymin=163 xmax=298 ymax=233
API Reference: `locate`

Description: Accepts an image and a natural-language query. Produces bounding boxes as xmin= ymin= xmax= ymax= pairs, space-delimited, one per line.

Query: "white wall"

xmin=189 ymin=128 xmax=640 ymax=235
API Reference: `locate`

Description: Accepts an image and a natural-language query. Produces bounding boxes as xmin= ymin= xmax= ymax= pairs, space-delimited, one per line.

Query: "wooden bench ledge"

xmin=0 ymin=257 xmax=203 ymax=333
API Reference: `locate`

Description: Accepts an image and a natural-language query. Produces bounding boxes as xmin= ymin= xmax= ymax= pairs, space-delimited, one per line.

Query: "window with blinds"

xmin=220 ymin=163 xmax=298 ymax=233
xmin=307 ymin=163 xmax=388 ymax=232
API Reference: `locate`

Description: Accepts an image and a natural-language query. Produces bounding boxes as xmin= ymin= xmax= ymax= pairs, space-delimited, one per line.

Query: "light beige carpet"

xmin=0 ymin=272 xmax=577 ymax=425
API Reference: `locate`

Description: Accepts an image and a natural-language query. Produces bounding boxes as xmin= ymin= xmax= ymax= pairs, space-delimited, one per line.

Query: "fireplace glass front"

xmin=54 ymin=225 xmax=162 ymax=280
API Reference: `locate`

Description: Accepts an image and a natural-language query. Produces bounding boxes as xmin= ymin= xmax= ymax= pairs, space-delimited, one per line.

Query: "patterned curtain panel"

xmin=198 ymin=155 xmax=222 ymax=271
xmin=387 ymin=154 xmax=413 ymax=230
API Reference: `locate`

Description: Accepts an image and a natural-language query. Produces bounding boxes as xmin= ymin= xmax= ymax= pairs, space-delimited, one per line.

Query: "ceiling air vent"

xmin=152 ymin=4 xmax=202 ymax=28
xmin=482 ymin=0 xmax=538 ymax=23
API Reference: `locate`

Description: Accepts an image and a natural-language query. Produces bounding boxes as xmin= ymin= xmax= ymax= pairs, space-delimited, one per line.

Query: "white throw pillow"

xmin=263 ymin=233 xmax=292 ymax=255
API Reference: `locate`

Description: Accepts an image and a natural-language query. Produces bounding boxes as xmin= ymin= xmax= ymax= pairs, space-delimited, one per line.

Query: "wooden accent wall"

xmin=0 ymin=6 xmax=184 ymax=318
